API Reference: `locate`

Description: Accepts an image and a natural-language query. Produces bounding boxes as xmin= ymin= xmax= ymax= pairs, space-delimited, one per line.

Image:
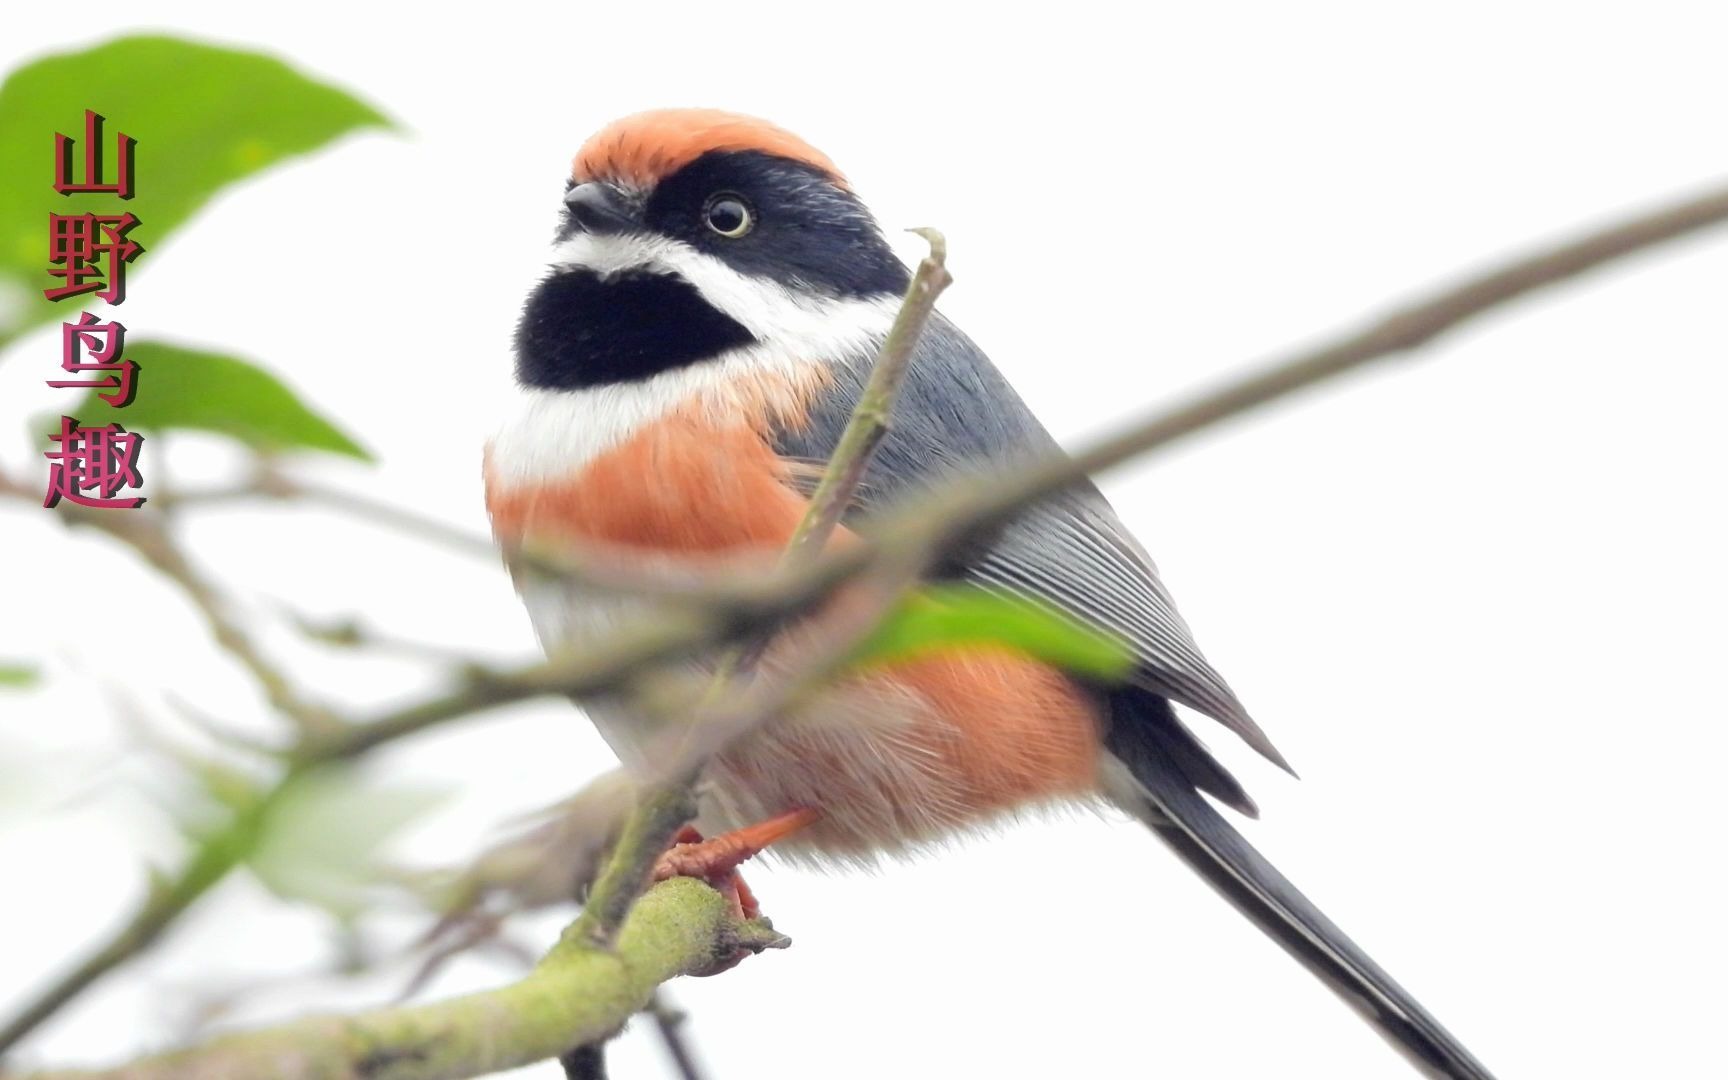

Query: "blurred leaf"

xmin=0 ymin=661 xmax=39 ymax=689
xmin=248 ymin=765 xmax=447 ymax=918
xmin=850 ymin=584 xmax=1135 ymax=680
xmin=0 ymin=34 xmax=392 ymax=350
xmin=66 ymin=339 xmax=370 ymax=459
xmin=189 ymin=758 xmax=267 ymax=816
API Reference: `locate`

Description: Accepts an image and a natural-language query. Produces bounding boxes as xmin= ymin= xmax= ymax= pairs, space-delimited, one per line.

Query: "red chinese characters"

xmin=43 ymin=111 xmax=145 ymax=509
xmin=44 ymin=211 xmax=142 ymax=303
xmin=48 ymin=313 xmax=136 ymax=407
xmin=42 ymin=416 xmax=145 ymax=509
xmin=54 ymin=110 xmax=135 ymax=198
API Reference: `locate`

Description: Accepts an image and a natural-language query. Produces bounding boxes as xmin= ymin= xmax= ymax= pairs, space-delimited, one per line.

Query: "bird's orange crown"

xmin=571 ymin=108 xmax=847 ymax=190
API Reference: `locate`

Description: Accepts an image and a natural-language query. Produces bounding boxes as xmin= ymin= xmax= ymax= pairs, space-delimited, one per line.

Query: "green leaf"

xmin=850 ymin=584 xmax=1135 ymax=680
xmin=247 ymin=765 xmax=447 ymax=918
xmin=63 ymin=339 xmax=370 ymax=459
xmin=0 ymin=662 xmax=39 ymax=689
xmin=0 ymin=34 xmax=392 ymax=349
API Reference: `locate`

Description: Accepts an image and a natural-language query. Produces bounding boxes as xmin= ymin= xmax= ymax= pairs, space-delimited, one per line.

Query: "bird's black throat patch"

xmin=514 ymin=268 xmax=756 ymax=389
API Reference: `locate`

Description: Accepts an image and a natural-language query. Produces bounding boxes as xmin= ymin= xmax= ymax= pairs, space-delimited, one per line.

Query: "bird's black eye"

xmin=703 ymin=194 xmax=753 ymax=238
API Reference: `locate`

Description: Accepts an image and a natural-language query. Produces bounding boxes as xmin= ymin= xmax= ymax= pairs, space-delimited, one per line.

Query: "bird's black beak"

xmin=563 ymin=182 xmax=636 ymax=236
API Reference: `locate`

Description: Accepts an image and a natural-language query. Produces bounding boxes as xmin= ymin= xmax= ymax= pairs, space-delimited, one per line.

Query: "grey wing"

xmin=774 ymin=317 xmax=1505 ymax=1078
xmin=772 ymin=314 xmax=1290 ymax=813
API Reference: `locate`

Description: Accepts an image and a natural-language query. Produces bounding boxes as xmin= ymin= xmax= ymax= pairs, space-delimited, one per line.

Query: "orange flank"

xmin=486 ymin=401 xmax=1102 ymax=851
xmin=893 ymin=650 xmax=1102 ymax=808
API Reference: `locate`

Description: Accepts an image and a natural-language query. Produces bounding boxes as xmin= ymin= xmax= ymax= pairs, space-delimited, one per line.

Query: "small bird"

xmin=486 ymin=109 xmax=1495 ymax=1079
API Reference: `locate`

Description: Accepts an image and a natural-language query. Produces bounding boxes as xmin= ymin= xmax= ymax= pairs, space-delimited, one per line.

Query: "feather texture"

xmin=770 ymin=313 xmax=1286 ymax=812
xmin=772 ymin=313 xmax=1496 ymax=1077
xmin=486 ymin=332 xmax=1105 ymax=862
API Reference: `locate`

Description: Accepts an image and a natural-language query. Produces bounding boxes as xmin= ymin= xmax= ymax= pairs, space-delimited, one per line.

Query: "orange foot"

xmin=653 ymin=807 xmax=819 ymax=922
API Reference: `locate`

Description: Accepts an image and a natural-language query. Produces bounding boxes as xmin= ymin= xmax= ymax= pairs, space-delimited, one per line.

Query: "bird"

xmin=484 ymin=108 xmax=1495 ymax=1079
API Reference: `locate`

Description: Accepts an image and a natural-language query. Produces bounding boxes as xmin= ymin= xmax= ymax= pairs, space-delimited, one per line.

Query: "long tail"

xmin=1108 ymin=699 xmax=1498 ymax=1080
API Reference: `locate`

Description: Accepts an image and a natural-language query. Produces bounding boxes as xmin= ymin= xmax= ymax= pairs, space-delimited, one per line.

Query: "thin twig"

xmin=559 ymin=1043 xmax=607 ymax=1080
xmin=646 ymin=992 xmax=706 ymax=1080
xmin=160 ymin=470 xmax=745 ymax=603
xmin=52 ymin=504 xmax=339 ymax=737
xmin=0 ymin=790 xmax=278 ymax=1057
xmin=641 ymin=550 xmax=932 ymax=786
xmin=0 ymin=612 xmax=718 ymax=1059
xmin=0 ymin=544 xmax=834 ymax=1059
xmin=565 ymin=229 xmax=955 ymax=956
xmin=284 ymin=609 xmax=510 ymax=666
xmin=985 ymin=180 xmax=1728 ymax=509
xmin=785 ymin=227 xmax=952 ymax=561
xmin=147 ymin=466 xmax=497 ymax=564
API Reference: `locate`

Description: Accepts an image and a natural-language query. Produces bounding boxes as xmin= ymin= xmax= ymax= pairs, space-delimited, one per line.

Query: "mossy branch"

xmin=17 ymin=879 xmax=784 ymax=1080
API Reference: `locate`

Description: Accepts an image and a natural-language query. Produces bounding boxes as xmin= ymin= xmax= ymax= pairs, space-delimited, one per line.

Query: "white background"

xmin=2 ymin=4 xmax=1726 ymax=1078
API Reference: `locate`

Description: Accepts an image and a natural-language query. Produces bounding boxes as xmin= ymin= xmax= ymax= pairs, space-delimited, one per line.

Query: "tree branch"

xmin=159 ymin=469 xmax=749 ymax=604
xmin=785 ymin=227 xmax=952 ymax=561
xmin=644 ymin=992 xmax=706 ymax=1080
xmin=15 ymin=878 xmax=785 ymax=1080
xmin=0 ymin=609 xmax=733 ymax=1059
xmin=563 ymin=228 xmax=955 ymax=964
xmin=34 ymin=499 xmax=339 ymax=738
xmin=5 ymin=176 xmax=1728 ymax=1067
xmin=866 ymin=178 xmax=1728 ymax=568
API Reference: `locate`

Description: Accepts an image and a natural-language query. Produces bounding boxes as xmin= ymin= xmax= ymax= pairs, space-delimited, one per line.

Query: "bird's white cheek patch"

xmin=489 ymin=242 xmax=900 ymax=489
xmin=550 ymin=231 xmax=671 ymax=278
xmin=548 ymin=232 xmax=902 ymax=346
